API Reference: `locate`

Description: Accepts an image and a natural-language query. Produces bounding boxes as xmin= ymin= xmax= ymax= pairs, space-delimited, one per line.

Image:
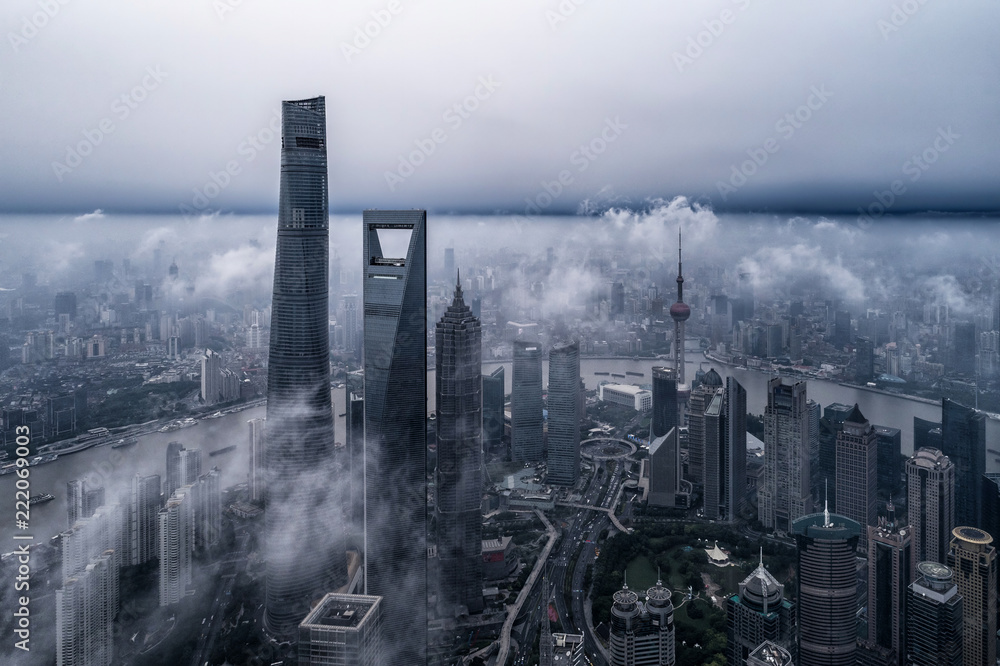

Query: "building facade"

xmin=482 ymin=366 xmax=505 ymax=455
xmin=363 ymin=209 xmax=427 ymax=663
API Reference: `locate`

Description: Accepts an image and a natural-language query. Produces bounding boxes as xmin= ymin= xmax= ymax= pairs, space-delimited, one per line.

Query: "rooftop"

xmin=300 ymin=594 xmax=381 ymax=630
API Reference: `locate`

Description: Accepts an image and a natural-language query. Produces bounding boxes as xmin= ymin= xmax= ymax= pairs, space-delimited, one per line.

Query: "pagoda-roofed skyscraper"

xmin=435 ymin=272 xmax=484 ymax=616
xmin=263 ymin=96 xmax=346 ymax=636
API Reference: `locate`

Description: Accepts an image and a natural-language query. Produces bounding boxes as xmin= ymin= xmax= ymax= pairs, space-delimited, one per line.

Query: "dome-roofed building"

xmin=609 ymin=574 xmax=677 ymax=666
xmin=700 ymin=368 xmax=723 ymax=388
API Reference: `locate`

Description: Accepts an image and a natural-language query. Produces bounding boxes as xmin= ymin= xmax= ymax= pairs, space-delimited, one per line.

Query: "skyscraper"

xmin=792 ymin=506 xmax=861 ymax=666
xmin=608 ymin=577 xmax=676 ymax=666
xmin=435 ymin=275 xmax=484 ymax=616
xmin=687 ymin=369 xmax=721 ymax=488
xmin=482 ymin=366 xmax=505 ymax=455
xmin=127 ymin=473 xmax=161 ymax=565
xmin=912 ymin=416 xmax=942 ymax=452
xmin=298 ymin=593 xmax=384 ymax=666
xmin=248 ymin=418 xmax=265 ymax=503
xmin=834 ymin=404 xmax=877 ymax=552
xmin=947 ymin=526 xmax=997 ymax=666
xmin=905 ymin=447 xmax=955 ymax=579
xmin=547 ymin=340 xmax=581 ymax=486
xmin=264 ymin=96 xmax=345 ymax=635
xmin=650 ymin=366 xmax=678 ymax=440
xmin=905 ymin=561 xmax=963 ymax=666
xmin=952 ymin=321 xmax=976 ymax=374
xmin=724 ymin=377 xmax=748 ymax=523
xmin=669 ymin=229 xmax=690 ymax=387
xmin=201 ymin=348 xmax=222 ymax=404
xmin=511 ymin=340 xmax=543 ymax=463
xmin=759 ymin=378 xmax=811 ymax=533
xmin=344 ymin=372 xmax=365 ymax=532
xmin=363 ymin=209 xmax=427 ymax=663
xmin=159 ymin=486 xmax=193 ymax=606
xmin=726 ymin=552 xmax=796 ymax=666
xmin=866 ymin=503 xmax=911 ymax=664
xmin=873 ymin=425 xmax=901 ymax=500
xmin=941 ymin=398 xmax=986 ymax=529
xmin=855 ymin=337 xmax=875 ymax=384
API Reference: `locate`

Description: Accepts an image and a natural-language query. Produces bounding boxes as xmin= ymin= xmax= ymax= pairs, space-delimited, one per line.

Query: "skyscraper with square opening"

xmin=363 ymin=209 xmax=427 ymax=662
xmin=264 ymin=96 xmax=345 ymax=636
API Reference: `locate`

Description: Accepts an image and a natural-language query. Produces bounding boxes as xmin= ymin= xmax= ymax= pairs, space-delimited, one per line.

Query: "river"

xmin=3 ymin=346 xmax=996 ymax=546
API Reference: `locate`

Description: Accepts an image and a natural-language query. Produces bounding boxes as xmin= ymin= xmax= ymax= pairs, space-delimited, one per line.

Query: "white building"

xmin=159 ymin=486 xmax=194 ymax=606
xmin=298 ymin=594 xmax=384 ymax=665
xmin=599 ymin=383 xmax=652 ymax=412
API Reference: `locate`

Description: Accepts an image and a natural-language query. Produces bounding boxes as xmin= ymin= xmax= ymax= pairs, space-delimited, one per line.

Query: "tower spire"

xmin=823 ymin=478 xmax=832 ymax=528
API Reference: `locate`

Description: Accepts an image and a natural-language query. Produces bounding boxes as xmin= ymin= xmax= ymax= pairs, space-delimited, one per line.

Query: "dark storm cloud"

xmin=1 ymin=0 xmax=998 ymax=214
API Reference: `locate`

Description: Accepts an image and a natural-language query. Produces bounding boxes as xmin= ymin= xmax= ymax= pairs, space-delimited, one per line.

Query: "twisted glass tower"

xmin=363 ymin=210 xmax=427 ymax=663
xmin=435 ymin=275 xmax=484 ymax=615
xmin=264 ymin=96 xmax=345 ymax=636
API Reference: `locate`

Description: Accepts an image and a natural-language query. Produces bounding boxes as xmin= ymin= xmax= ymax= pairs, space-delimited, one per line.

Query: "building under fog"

xmin=298 ymin=593 xmax=383 ymax=666
xmin=435 ymin=275 xmax=484 ymax=616
xmin=263 ymin=96 xmax=346 ymax=635
xmin=363 ymin=209 xmax=428 ymax=663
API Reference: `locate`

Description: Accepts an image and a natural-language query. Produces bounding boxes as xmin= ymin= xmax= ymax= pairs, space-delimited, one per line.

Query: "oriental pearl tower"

xmin=670 ymin=227 xmax=690 ymax=386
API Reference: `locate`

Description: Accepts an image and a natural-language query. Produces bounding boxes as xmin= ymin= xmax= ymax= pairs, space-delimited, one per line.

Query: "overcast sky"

xmin=2 ymin=0 xmax=998 ymax=215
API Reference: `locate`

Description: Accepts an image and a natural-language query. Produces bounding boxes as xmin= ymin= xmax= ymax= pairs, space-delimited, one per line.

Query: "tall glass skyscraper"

xmin=264 ymin=96 xmax=345 ymax=636
xmin=511 ymin=340 xmax=543 ymax=462
xmin=759 ymin=378 xmax=811 ymax=534
xmin=941 ymin=398 xmax=986 ymax=528
xmin=435 ymin=275 xmax=484 ymax=616
xmin=792 ymin=507 xmax=861 ymax=666
xmin=482 ymin=366 xmax=505 ymax=454
xmin=547 ymin=340 xmax=581 ymax=486
xmin=363 ymin=209 xmax=427 ymax=663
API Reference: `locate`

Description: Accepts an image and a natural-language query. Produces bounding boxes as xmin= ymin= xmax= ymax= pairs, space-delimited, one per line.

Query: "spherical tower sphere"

xmin=669 ymin=301 xmax=691 ymax=321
